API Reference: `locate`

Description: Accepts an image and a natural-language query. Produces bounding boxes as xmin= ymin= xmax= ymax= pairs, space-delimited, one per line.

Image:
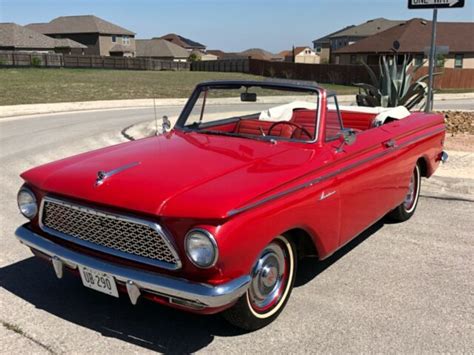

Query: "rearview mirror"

xmin=241 ymin=92 xmax=257 ymax=102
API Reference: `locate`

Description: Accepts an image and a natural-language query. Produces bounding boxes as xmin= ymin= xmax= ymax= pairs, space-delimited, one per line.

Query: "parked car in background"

xmin=15 ymin=80 xmax=447 ymax=330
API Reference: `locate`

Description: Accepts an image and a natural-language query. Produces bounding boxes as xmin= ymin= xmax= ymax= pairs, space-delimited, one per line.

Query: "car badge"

xmin=95 ymin=161 xmax=140 ymax=187
xmin=319 ymin=190 xmax=336 ymax=201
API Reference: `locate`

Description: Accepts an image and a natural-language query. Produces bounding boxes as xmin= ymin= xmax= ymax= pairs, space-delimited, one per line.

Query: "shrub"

xmin=31 ymin=56 xmax=42 ymax=67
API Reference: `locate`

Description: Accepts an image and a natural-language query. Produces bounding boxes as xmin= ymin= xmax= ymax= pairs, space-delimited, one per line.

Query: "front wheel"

xmin=387 ymin=164 xmax=421 ymax=222
xmin=222 ymin=235 xmax=296 ymax=331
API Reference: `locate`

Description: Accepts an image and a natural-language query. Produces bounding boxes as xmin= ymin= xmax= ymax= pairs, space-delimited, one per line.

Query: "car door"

xmin=324 ymin=98 xmax=401 ymax=247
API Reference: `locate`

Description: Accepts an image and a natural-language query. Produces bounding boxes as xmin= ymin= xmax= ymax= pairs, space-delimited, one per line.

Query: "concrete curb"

xmin=1 ymin=92 xmax=473 ymax=119
xmin=0 ymin=98 xmax=189 ymax=120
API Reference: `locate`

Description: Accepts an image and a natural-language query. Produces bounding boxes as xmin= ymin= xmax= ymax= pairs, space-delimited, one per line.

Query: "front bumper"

xmin=15 ymin=226 xmax=250 ymax=310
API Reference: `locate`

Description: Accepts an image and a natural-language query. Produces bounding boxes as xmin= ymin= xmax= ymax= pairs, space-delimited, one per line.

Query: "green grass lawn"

xmin=0 ymin=68 xmax=358 ymax=106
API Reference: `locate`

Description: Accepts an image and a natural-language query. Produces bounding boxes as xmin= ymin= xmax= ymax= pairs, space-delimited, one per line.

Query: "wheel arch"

xmin=417 ymin=156 xmax=429 ymax=177
xmin=282 ymin=228 xmax=319 ymax=260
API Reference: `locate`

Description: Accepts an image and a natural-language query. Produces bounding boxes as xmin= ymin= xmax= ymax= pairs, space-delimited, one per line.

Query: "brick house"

xmin=26 ymin=15 xmax=135 ymax=57
xmin=333 ymin=19 xmax=474 ymax=69
xmin=313 ymin=18 xmax=403 ymax=63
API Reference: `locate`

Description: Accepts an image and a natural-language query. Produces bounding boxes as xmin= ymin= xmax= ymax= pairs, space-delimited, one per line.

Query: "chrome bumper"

xmin=15 ymin=226 xmax=250 ymax=309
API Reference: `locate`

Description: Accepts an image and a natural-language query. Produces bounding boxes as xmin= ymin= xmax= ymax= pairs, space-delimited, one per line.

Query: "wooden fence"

xmin=191 ymin=59 xmax=250 ymax=73
xmin=0 ymin=51 xmax=63 ymax=67
xmin=0 ymin=51 xmax=190 ymax=71
xmin=413 ymin=66 xmax=474 ymax=90
xmin=191 ymin=58 xmax=474 ymax=89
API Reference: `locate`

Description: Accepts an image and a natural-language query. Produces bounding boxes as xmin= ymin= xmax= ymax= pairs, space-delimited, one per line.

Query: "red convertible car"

xmin=15 ymin=80 xmax=447 ymax=330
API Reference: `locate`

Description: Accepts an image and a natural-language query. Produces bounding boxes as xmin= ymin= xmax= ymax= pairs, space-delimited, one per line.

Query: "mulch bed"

xmin=438 ymin=111 xmax=474 ymax=135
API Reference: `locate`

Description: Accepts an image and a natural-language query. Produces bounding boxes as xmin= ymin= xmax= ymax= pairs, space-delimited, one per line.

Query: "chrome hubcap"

xmin=248 ymin=242 xmax=287 ymax=311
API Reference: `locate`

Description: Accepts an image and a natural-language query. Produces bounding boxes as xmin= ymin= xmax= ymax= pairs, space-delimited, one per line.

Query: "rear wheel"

xmin=387 ymin=164 xmax=421 ymax=222
xmin=223 ymin=235 xmax=296 ymax=330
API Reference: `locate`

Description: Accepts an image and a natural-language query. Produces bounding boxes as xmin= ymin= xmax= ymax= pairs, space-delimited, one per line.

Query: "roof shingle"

xmin=331 ymin=18 xmax=405 ymax=38
xmin=136 ymin=39 xmax=190 ymax=58
xmin=334 ymin=19 xmax=474 ymax=54
xmin=158 ymin=33 xmax=206 ymax=50
xmin=26 ymin=15 xmax=135 ymax=36
xmin=0 ymin=22 xmax=85 ymax=49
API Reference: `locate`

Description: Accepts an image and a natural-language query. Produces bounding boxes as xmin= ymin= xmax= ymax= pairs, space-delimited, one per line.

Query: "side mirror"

xmin=336 ymin=128 xmax=356 ymax=152
xmin=162 ymin=115 xmax=171 ymax=133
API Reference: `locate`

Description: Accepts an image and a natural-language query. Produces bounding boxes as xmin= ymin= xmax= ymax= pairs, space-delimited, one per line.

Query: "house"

xmin=313 ymin=18 xmax=404 ymax=63
xmin=333 ymin=19 xmax=474 ymax=69
xmin=135 ymin=38 xmax=189 ymax=62
xmin=278 ymin=47 xmax=320 ymax=64
xmin=190 ymin=49 xmax=218 ymax=61
xmin=26 ymin=15 xmax=135 ymax=57
xmin=206 ymin=50 xmax=227 ymax=59
xmin=53 ymin=38 xmax=88 ymax=54
xmin=312 ymin=25 xmax=354 ymax=63
xmin=239 ymin=48 xmax=276 ymax=61
xmin=159 ymin=33 xmax=206 ymax=52
xmin=0 ymin=22 xmax=86 ymax=54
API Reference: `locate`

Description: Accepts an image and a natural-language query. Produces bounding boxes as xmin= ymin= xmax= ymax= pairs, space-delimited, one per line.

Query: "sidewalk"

xmin=1 ymin=92 xmax=473 ymax=119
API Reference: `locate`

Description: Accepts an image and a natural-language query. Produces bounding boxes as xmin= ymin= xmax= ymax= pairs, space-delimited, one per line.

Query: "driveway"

xmin=0 ymin=109 xmax=473 ymax=353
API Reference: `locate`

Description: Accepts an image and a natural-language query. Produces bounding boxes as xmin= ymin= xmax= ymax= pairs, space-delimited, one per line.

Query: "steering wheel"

xmin=268 ymin=121 xmax=312 ymax=140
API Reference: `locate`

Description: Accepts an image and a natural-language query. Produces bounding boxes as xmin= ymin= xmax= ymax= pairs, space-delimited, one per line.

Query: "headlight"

xmin=185 ymin=229 xmax=218 ymax=268
xmin=17 ymin=187 xmax=38 ymax=219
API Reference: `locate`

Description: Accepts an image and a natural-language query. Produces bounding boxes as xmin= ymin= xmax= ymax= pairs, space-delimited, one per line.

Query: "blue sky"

xmin=1 ymin=0 xmax=472 ymax=52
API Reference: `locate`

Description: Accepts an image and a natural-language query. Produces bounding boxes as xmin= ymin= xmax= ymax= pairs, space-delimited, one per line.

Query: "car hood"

xmin=22 ymin=130 xmax=321 ymax=219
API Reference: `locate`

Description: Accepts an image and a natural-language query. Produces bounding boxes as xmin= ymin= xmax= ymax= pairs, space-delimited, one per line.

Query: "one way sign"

xmin=408 ymin=0 xmax=465 ymax=9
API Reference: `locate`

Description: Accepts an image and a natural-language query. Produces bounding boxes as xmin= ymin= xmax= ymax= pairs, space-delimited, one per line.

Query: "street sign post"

xmin=408 ymin=0 xmax=465 ymax=112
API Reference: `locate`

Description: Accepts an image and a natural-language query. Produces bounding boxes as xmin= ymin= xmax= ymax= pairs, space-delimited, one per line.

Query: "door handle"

xmin=384 ymin=139 xmax=397 ymax=149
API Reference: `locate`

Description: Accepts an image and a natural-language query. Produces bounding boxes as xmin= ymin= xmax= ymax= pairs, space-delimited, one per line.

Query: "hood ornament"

xmin=95 ymin=161 xmax=140 ymax=187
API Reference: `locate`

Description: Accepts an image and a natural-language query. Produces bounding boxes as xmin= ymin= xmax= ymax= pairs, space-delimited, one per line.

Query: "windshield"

xmin=178 ymin=84 xmax=320 ymax=142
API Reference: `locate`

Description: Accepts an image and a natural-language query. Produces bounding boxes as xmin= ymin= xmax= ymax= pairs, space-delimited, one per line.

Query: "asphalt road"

xmin=0 ymin=106 xmax=473 ymax=353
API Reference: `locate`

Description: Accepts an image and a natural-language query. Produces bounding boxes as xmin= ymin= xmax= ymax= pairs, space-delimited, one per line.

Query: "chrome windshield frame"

xmin=174 ymin=80 xmax=323 ymax=144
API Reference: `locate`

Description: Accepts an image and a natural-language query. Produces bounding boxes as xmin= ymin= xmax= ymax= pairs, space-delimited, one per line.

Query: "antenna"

xmin=153 ymin=97 xmax=158 ymax=135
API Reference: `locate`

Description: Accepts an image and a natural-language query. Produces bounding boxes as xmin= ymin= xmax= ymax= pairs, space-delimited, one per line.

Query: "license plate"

xmin=78 ymin=265 xmax=119 ymax=298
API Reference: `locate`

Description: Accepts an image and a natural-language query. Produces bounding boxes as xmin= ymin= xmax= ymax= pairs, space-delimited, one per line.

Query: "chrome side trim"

xmin=16 ymin=226 xmax=251 ymax=308
xmin=227 ymin=126 xmax=445 ymax=217
xmin=39 ymin=196 xmax=182 ymax=270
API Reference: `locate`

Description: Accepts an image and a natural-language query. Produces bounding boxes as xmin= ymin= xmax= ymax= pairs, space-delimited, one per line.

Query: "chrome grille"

xmin=40 ymin=197 xmax=181 ymax=269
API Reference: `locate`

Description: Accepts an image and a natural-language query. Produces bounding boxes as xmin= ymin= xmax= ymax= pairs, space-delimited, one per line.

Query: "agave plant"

xmin=355 ymin=54 xmax=440 ymax=110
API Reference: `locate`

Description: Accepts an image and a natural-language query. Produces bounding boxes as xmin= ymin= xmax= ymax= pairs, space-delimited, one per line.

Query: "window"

xmin=415 ymin=54 xmax=424 ymax=67
xmin=325 ymin=96 xmax=343 ymax=141
xmin=454 ymin=54 xmax=463 ymax=69
xmin=315 ymin=46 xmax=321 ymax=53
xmin=123 ymin=35 xmax=130 ymax=45
xmin=112 ymin=35 xmax=117 ymax=43
xmin=350 ymin=55 xmax=357 ymax=64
